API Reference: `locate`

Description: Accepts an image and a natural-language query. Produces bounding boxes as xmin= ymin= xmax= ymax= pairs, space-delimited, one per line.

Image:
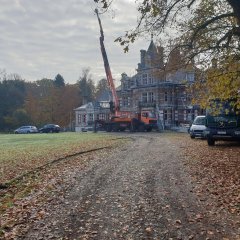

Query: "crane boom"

xmin=95 ymin=9 xmax=120 ymax=115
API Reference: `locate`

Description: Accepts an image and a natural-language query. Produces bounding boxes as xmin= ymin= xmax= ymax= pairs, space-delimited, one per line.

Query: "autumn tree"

xmin=25 ymin=78 xmax=59 ymax=125
xmin=24 ymin=81 xmax=45 ymax=125
xmin=94 ymin=0 xmax=240 ymax=109
xmin=24 ymin=79 xmax=82 ymax=128
xmin=57 ymin=84 xmax=81 ymax=128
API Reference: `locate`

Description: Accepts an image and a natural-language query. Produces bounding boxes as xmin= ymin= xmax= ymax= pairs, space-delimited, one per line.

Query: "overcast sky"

xmin=0 ymin=0 xmax=151 ymax=84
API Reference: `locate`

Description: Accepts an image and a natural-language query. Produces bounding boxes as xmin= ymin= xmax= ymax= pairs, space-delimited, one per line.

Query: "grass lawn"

xmin=0 ymin=132 xmax=115 ymax=183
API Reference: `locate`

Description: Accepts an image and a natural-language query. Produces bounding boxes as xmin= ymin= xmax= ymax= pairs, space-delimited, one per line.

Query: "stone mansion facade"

xmin=75 ymin=40 xmax=201 ymax=131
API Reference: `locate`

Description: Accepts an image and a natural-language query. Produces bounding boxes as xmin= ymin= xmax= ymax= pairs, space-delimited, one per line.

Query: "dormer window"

xmin=131 ymin=78 xmax=135 ymax=86
xmin=186 ymin=73 xmax=194 ymax=82
xmin=142 ymin=74 xmax=147 ymax=85
xmin=148 ymin=74 xmax=153 ymax=84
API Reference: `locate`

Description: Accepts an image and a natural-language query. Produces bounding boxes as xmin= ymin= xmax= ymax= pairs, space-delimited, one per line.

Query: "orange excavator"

xmin=95 ymin=9 xmax=157 ymax=132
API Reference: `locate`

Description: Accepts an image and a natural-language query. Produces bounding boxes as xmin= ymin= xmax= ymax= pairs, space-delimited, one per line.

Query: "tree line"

xmin=0 ymin=68 xmax=108 ymax=132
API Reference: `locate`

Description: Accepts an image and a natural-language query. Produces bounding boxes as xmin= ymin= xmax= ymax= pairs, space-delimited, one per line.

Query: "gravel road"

xmin=24 ymin=133 xmax=237 ymax=240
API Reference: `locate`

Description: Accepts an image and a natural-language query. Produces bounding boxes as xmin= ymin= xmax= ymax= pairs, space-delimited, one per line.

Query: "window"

xmin=169 ymin=109 xmax=173 ymax=120
xmin=98 ymin=113 xmax=105 ymax=120
xmin=186 ymin=73 xmax=194 ymax=82
xmin=78 ymin=114 xmax=81 ymax=124
xmin=165 ymin=92 xmax=168 ymax=102
xmin=78 ymin=114 xmax=86 ymax=124
xmin=142 ymin=92 xmax=154 ymax=103
xmin=142 ymin=74 xmax=148 ymax=85
xmin=182 ymin=91 xmax=187 ymax=101
xmin=170 ymin=91 xmax=173 ymax=103
xmin=123 ymin=97 xmax=128 ymax=106
xmin=148 ymin=74 xmax=153 ymax=84
xmin=148 ymin=92 xmax=154 ymax=102
xmin=136 ymin=76 xmax=139 ymax=85
xmin=119 ymin=99 xmax=122 ymax=107
xmin=100 ymin=102 xmax=109 ymax=108
xmin=89 ymin=113 xmax=93 ymax=122
xmin=164 ymin=110 xmax=168 ymax=120
xmin=83 ymin=114 xmax=86 ymax=123
xmin=142 ymin=93 xmax=148 ymax=103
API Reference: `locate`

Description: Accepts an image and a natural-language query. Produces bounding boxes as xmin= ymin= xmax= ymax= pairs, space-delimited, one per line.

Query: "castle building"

xmin=75 ymin=40 xmax=200 ymax=131
xmin=118 ymin=40 xmax=199 ymax=128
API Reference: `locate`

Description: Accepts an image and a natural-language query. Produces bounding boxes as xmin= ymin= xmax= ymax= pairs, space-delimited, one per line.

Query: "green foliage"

xmin=54 ymin=74 xmax=65 ymax=87
xmin=4 ymin=109 xmax=31 ymax=129
xmin=0 ymin=78 xmax=26 ymax=131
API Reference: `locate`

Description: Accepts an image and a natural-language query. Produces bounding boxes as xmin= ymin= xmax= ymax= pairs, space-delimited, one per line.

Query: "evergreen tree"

xmin=0 ymin=77 xmax=26 ymax=131
xmin=54 ymin=74 xmax=65 ymax=87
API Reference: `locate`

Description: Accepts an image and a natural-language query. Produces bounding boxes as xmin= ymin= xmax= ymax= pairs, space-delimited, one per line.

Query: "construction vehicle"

xmin=94 ymin=9 xmax=158 ymax=132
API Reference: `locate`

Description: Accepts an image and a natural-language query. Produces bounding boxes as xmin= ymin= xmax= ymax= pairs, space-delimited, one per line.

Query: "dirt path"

xmin=24 ymin=133 xmax=238 ymax=240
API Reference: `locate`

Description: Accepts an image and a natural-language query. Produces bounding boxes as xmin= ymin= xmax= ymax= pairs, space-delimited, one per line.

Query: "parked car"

xmin=39 ymin=124 xmax=60 ymax=133
xmin=189 ymin=116 xmax=206 ymax=139
xmin=14 ymin=125 xmax=38 ymax=134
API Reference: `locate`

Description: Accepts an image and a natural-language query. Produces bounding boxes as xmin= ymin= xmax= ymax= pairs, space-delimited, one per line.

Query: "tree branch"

xmin=190 ymin=12 xmax=235 ymax=45
xmin=187 ymin=0 xmax=197 ymax=8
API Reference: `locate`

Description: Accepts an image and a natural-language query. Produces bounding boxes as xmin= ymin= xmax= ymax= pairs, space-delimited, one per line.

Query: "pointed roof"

xmin=74 ymin=102 xmax=94 ymax=111
xmin=147 ymin=40 xmax=158 ymax=58
xmin=96 ymin=89 xmax=112 ymax=102
xmin=166 ymin=47 xmax=183 ymax=71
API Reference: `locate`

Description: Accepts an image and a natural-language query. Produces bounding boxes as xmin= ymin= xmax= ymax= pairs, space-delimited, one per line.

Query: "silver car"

xmin=189 ymin=116 xmax=206 ymax=139
xmin=14 ymin=126 xmax=38 ymax=134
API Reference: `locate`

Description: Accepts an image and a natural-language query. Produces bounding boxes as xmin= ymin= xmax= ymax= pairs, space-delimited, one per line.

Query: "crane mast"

xmin=95 ymin=9 xmax=120 ymax=116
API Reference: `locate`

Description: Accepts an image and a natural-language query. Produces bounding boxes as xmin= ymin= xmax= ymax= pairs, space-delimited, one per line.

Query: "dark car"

xmin=39 ymin=124 xmax=60 ymax=133
xmin=204 ymin=114 xmax=240 ymax=146
xmin=204 ymin=99 xmax=240 ymax=146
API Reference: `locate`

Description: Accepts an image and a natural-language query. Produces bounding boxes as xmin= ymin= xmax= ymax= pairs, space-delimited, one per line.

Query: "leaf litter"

xmin=0 ymin=135 xmax=127 ymax=239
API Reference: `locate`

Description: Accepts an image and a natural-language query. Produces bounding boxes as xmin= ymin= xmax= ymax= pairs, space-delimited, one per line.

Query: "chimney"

xmin=140 ymin=50 xmax=146 ymax=68
xmin=157 ymin=46 xmax=164 ymax=68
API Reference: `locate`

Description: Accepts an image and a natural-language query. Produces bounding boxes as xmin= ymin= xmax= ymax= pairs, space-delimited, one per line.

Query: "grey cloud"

xmin=0 ymin=0 xmax=148 ymax=83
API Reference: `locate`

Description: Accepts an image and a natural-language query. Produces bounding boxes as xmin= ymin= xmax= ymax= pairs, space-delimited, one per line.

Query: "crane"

xmin=94 ymin=9 xmax=158 ymax=132
xmin=95 ymin=9 xmax=120 ymax=116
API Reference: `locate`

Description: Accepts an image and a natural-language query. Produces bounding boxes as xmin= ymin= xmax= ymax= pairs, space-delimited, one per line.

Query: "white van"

xmin=189 ymin=116 xmax=206 ymax=139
